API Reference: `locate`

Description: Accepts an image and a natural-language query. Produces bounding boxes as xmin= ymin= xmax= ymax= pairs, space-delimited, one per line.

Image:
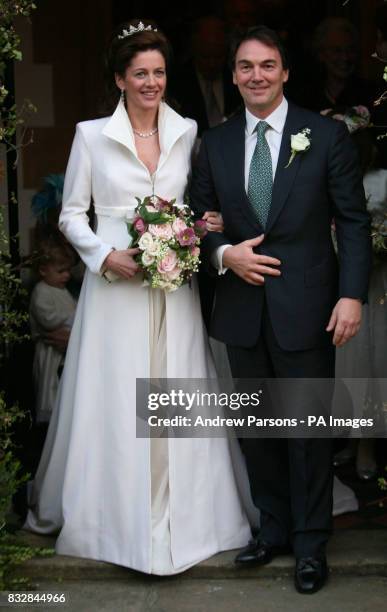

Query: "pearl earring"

xmin=120 ymin=89 xmax=125 ymax=104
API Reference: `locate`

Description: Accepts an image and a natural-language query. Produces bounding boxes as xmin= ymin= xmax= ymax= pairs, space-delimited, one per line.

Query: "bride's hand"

xmin=103 ymin=248 xmax=140 ymax=280
xmin=202 ymin=210 xmax=224 ymax=232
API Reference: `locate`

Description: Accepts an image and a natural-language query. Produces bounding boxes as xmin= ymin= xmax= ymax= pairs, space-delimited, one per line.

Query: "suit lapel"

xmin=221 ymin=113 xmax=264 ymax=233
xmin=265 ymin=103 xmax=307 ymax=234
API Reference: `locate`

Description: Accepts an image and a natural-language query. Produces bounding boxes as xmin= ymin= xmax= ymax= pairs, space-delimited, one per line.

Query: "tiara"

xmin=117 ymin=22 xmax=158 ymax=39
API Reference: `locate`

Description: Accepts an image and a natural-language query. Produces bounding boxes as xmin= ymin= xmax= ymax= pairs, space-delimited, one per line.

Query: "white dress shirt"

xmin=213 ymin=97 xmax=288 ymax=273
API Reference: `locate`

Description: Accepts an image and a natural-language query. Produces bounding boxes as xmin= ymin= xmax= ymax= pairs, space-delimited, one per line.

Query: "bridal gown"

xmin=24 ymin=100 xmax=251 ymax=574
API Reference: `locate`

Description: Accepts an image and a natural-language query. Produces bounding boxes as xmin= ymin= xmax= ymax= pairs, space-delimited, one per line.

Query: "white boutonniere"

xmin=285 ymin=128 xmax=311 ymax=168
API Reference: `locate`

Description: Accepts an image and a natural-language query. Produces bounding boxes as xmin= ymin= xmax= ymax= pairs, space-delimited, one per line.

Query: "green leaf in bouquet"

xmin=127 ymin=223 xmax=139 ymax=245
xmin=137 ymin=203 xmax=163 ymax=224
xmin=152 ymin=211 xmax=173 ymax=224
xmin=144 ymin=210 xmax=165 ymax=223
xmin=141 ymin=208 xmax=171 ymax=225
xmin=178 ymin=248 xmax=189 ymax=260
xmin=134 ymin=252 xmax=143 ymax=265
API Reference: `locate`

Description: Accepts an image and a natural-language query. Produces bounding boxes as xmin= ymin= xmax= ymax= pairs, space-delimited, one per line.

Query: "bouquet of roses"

xmin=127 ymin=196 xmax=207 ymax=292
xmin=321 ymin=105 xmax=371 ymax=133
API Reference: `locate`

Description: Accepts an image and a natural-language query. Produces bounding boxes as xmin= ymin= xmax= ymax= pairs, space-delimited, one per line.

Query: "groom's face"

xmin=233 ymin=39 xmax=289 ymax=118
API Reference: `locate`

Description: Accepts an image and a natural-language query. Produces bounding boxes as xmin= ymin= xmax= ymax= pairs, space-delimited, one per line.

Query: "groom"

xmin=190 ymin=26 xmax=371 ymax=594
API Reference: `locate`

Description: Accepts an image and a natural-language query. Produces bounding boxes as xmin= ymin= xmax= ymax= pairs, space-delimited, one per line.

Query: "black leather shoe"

xmin=294 ymin=557 xmax=328 ymax=594
xmin=235 ymin=538 xmax=289 ymax=565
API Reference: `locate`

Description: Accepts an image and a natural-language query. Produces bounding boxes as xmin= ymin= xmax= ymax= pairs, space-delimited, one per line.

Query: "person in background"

xmin=298 ymin=18 xmax=375 ymax=113
xmin=170 ymin=15 xmax=241 ymax=328
xmin=333 ymin=111 xmax=387 ymax=480
xmin=374 ymin=2 xmax=387 ymax=62
xmin=223 ymin=0 xmax=258 ymax=34
xmin=372 ymin=3 xmax=387 ymax=169
xmin=31 ymin=173 xmax=84 ymax=298
xmin=30 ymin=237 xmax=77 ymax=423
xmin=170 ymin=15 xmax=241 ymax=137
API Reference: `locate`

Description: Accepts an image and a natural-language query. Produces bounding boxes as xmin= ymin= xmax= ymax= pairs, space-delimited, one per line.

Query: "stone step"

xmin=25 ymin=577 xmax=387 ymax=612
xmin=12 ymin=530 xmax=387 ymax=582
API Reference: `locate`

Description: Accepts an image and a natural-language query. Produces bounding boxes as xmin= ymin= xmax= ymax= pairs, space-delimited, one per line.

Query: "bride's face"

xmin=116 ymin=49 xmax=166 ymax=112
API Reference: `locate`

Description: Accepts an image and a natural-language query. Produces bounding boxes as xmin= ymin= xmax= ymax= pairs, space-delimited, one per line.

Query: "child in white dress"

xmin=30 ymin=240 xmax=77 ymax=423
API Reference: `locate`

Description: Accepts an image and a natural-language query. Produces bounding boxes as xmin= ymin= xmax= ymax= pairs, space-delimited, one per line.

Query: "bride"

xmin=24 ymin=19 xmax=251 ymax=574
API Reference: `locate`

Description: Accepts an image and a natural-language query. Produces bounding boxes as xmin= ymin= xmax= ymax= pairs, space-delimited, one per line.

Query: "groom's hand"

xmin=326 ymin=297 xmax=362 ymax=347
xmin=222 ymin=235 xmax=281 ymax=285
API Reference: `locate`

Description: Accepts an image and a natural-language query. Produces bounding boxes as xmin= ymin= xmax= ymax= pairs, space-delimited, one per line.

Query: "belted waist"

xmin=94 ymin=204 xmax=136 ymax=219
xmin=94 ymin=201 xmax=186 ymax=218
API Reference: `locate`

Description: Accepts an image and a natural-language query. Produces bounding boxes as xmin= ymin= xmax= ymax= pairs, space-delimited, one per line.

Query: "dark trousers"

xmin=227 ymin=304 xmax=335 ymax=559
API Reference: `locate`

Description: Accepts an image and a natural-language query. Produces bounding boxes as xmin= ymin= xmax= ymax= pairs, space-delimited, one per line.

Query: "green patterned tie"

xmin=248 ymin=121 xmax=273 ymax=228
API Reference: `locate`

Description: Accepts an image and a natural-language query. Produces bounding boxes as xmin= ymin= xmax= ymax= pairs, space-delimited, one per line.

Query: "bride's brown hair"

xmin=102 ymin=19 xmax=172 ymax=115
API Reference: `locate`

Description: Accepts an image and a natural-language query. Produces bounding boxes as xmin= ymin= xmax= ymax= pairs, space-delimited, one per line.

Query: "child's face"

xmin=40 ymin=262 xmax=71 ymax=288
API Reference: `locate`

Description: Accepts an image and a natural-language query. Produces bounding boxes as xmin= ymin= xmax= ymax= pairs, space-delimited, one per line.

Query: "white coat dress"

xmin=24 ymin=99 xmax=251 ymax=574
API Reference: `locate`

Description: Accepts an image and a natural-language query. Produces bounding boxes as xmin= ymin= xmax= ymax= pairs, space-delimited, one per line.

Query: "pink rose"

xmin=353 ymin=105 xmax=370 ymax=119
xmin=148 ymin=223 xmax=173 ymax=240
xmin=157 ymin=249 xmax=178 ymax=274
xmin=164 ymin=266 xmax=181 ymax=281
xmin=190 ymin=245 xmax=200 ymax=258
xmin=172 ymin=218 xmax=188 ymax=234
xmin=194 ymin=219 xmax=208 ymax=238
xmin=177 ymin=227 xmax=196 ymax=246
xmin=133 ymin=216 xmax=147 ymax=234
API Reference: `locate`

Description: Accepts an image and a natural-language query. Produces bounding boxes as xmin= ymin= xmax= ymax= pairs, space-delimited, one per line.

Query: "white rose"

xmin=343 ymin=117 xmax=357 ymax=134
xmin=142 ymin=251 xmax=155 ymax=266
xmin=291 ymin=133 xmax=310 ymax=152
xmin=138 ymin=232 xmax=158 ymax=255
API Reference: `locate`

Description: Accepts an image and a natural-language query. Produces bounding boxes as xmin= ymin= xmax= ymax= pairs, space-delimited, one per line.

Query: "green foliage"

xmin=0 ymin=391 xmax=29 ymax=532
xmin=0 ymin=211 xmax=29 ymax=359
xmin=0 ymin=1 xmax=37 ymax=155
xmin=0 ymin=1 xmax=36 ymax=70
xmin=0 ymin=0 xmax=46 ymax=589
xmin=369 ymin=205 xmax=387 ymax=256
xmin=379 ymin=476 xmax=387 ymax=492
xmin=0 ymin=1 xmax=37 ymax=74
xmin=0 ymin=534 xmax=54 ymax=591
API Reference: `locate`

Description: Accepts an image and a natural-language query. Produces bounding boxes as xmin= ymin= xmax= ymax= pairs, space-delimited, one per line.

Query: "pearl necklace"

xmin=132 ymin=127 xmax=158 ymax=138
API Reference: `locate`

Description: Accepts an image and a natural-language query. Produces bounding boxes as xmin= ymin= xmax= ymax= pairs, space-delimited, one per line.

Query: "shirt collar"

xmin=245 ymin=97 xmax=288 ymax=135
